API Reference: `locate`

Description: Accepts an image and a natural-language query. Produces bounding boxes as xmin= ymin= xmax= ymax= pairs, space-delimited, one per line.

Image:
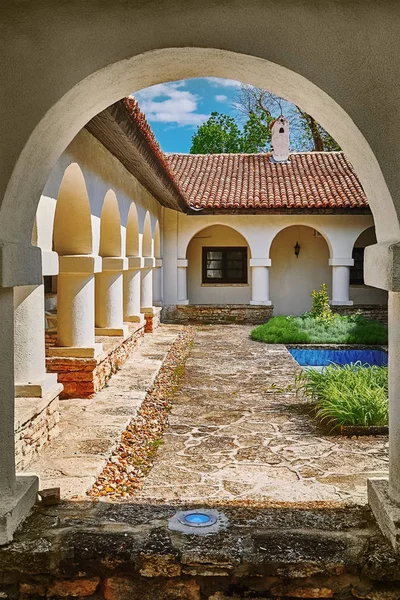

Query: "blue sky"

xmin=134 ymin=78 xmax=243 ymax=153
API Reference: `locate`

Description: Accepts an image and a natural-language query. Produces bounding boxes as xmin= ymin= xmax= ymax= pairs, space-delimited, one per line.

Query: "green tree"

xmin=190 ymin=110 xmax=271 ymax=154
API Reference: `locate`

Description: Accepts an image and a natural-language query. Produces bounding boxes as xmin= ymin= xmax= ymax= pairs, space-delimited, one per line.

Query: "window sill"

xmin=201 ymin=283 xmax=249 ymax=287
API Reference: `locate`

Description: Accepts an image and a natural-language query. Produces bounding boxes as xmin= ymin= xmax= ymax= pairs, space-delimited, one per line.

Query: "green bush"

xmin=250 ymin=314 xmax=387 ymax=345
xmin=311 ymin=283 xmax=334 ymax=324
xmin=296 ymin=363 xmax=388 ymax=428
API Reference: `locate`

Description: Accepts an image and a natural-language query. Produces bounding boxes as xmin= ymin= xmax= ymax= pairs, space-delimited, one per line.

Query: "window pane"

xmin=227 ymin=250 xmax=243 ymax=260
xmin=227 ymin=260 xmax=244 ymax=269
xmin=207 ymin=251 xmax=223 ymax=260
xmin=227 ymin=270 xmax=244 ymax=279
xmin=207 ymin=259 xmax=222 ymax=269
xmin=207 ymin=269 xmax=222 ymax=279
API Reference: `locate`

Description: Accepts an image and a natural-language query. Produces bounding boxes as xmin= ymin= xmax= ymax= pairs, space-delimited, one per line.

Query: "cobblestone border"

xmin=88 ymin=326 xmax=196 ymax=499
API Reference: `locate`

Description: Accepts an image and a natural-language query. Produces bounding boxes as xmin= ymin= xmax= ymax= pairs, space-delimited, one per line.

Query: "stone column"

xmin=123 ymin=256 xmax=143 ymax=322
xmin=249 ymin=258 xmax=272 ymax=305
xmin=14 ymin=284 xmax=58 ymax=397
xmin=329 ymin=258 xmax=354 ymax=305
xmin=141 ymin=257 xmax=156 ymax=313
xmin=95 ymin=257 xmax=128 ymax=336
xmin=153 ymin=258 xmax=163 ymax=306
xmin=177 ymin=259 xmax=189 ymax=305
xmin=389 ymin=291 xmax=400 ymax=504
xmin=48 ymin=255 xmax=102 ymax=358
xmin=0 ymin=287 xmax=38 ymax=545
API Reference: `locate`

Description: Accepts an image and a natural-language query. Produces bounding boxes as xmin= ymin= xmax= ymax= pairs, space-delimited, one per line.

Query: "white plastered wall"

xmin=162 ymin=210 xmax=383 ymax=313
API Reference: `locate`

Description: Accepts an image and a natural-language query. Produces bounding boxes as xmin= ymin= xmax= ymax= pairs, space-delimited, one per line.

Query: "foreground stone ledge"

xmin=368 ymin=478 xmax=400 ymax=552
xmin=1 ymin=502 xmax=400 ymax=597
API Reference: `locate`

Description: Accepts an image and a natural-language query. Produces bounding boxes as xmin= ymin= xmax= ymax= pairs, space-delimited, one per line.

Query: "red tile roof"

xmin=165 ymin=152 xmax=368 ymax=210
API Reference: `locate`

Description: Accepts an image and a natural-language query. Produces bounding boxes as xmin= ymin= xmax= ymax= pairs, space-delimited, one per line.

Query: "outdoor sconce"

xmin=294 ymin=241 xmax=300 ymax=258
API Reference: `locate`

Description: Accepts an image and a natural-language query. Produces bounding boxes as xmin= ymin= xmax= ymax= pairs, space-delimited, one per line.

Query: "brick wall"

xmin=161 ymin=304 xmax=274 ymax=325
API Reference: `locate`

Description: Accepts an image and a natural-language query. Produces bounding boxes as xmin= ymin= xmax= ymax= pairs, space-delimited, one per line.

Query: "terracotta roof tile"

xmin=165 ymin=152 xmax=368 ymax=210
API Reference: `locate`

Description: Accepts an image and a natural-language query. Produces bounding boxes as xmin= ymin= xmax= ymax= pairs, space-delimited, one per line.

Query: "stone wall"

xmin=161 ymin=304 xmax=274 ymax=325
xmin=1 ymin=502 xmax=400 ymax=599
xmin=46 ymin=324 xmax=145 ymax=399
xmin=15 ymin=385 xmax=63 ymax=471
xmin=333 ymin=304 xmax=388 ymax=324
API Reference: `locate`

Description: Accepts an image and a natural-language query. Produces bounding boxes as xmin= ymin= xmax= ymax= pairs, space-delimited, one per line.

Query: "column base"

xmin=95 ymin=325 xmax=129 ymax=337
xmin=250 ymin=300 xmax=272 ymax=306
xmin=141 ymin=306 xmax=156 ymax=314
xmin=330 ymin=300 xmax=354 ymax=306
xmin=124 ymin=314 xmax=145 ymax=325
xmin=368 ymin=478 xmax=400 ymax=552
xmin=0 ymin=475 xmax=39 ymax=545
xmin=47 ymin=343 xmax=103 ymax=358
xmin=177 ymin=300 xmax=190 ymax=306
xmin=15 ymin=373 xmax=58 ymax=398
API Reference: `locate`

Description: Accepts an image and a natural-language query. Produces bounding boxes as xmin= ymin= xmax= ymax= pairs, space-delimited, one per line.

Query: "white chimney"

xmin=271 ymin=116 xmax=289 ymax=162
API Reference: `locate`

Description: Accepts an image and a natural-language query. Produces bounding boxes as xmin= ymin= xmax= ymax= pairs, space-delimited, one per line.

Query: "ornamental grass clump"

xmin=296 ymin=362 xmax=388 ymax=429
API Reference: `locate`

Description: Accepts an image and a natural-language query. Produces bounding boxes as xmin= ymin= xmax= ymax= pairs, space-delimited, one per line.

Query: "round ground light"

xmin=178 ymin=511 xmax=217 ymax=528
xmin=168 ymin=508 xmax=228 ymax=535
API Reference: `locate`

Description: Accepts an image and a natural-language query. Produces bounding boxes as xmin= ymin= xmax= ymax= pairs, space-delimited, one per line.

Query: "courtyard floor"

xmin=135 ymin=325 xmax=388 ymax=505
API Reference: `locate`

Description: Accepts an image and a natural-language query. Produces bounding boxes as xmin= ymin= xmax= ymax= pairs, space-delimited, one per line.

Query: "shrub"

xmin=250 ymin=314 xmax=387 ymax=345
xmin=311 ymin=283 xmax=334 ymax=324
xmin=296 ymin=363 xmax=388 ymax=428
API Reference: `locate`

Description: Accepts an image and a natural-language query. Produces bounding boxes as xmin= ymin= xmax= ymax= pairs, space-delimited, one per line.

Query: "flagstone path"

xmin=136 ymin=325 xmax=389 ymax=504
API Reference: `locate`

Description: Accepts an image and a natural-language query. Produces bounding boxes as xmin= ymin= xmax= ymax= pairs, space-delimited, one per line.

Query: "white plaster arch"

xmin=53 ymin=163 xmax=93 ymax=256
xmin=181 ymin=219 xmax=254 ymax=259
xmin=2 ymin=45 xmax=399 ymax=268
xmin=141 ymin=211 xmax=153 ymax=258
xmin=99 ymin=189 xmax=122 ymax=257
xmin=126 ymin=203 xmax=140 ymax=257
xmin=266 ymin=222 xmax=333 ymax=259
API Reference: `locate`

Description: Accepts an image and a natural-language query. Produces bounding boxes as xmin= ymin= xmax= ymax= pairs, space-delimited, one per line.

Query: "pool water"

xmin=288 ymin=348 xmax=388 ymax=367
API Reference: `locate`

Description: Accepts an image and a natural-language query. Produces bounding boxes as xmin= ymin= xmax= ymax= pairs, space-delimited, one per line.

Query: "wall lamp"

xmin=294 ymin=241 xmax=301 ymax=258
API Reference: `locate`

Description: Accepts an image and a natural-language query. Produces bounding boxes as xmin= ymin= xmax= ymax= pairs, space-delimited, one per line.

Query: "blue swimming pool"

xmin=288 ymin=348 xmax=388 ymax=367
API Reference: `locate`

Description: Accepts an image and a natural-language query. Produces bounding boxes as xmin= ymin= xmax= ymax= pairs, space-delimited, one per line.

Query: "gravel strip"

xmin=87 ymin=326 xmax=196 ymax=500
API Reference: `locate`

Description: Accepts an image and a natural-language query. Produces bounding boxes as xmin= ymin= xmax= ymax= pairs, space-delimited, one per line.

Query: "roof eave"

xmin=85 ymin=100 xmax=188 ymax=213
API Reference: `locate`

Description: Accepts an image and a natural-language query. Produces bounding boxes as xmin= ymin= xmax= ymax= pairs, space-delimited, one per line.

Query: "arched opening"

xmin=53 ymin=163 xmax=93 ymax=256
xmin=186 ymin=224 xmax=251 ymax=304
xmin=99 ymin=190 xmax=122 ymax=257
xmin=351 ymin=227 xmax=388 ymax=306
xmin=141 ymin=211 xmax=152 ymax=257
xmin=126 ymin=203 xmax=139 ymax=257
xmin=154 ymin=221 xmax=161 ymax=259
xmin=270 ymin=225 xmax=330 ymax=315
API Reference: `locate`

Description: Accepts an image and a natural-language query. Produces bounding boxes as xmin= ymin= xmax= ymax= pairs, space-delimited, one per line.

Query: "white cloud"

xmin=134 ymin=82 xmax=209 ymax=126
xmin=215 ymin=94 xmax=228 ymax=102
xmin=205 ymin=77 xmax=243 ymax=88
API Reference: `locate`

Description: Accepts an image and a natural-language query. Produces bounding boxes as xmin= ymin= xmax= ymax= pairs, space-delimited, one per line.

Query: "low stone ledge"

xmin=332 ymin=304 xmax=388 ymax=325
xmin=46 ymin=323 xmax=145 ymax=399
xmin=161 ymin=304 xmax=274 ymax=325
xmin=15 ymin=384 xmax=63 ymax=471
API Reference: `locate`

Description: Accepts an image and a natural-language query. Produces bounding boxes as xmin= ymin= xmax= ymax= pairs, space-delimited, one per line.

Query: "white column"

xmin=153 ymin=258 xmax=163 ymax=306
xmin=389 ymin=291 xmax=400 ymax=504
xmin=123 ymin=256 xmax=143 ymax=322
xmin=0 ymin=287 xmax=38 ymax=545
xmin=14 ymin=284 xmax=58 ymax=397
xmin=249 ymin=258 xmax=272 ymax=305
xmin=95 ymin=257 xmax=128 ymax=336
xmin=177 ymin=259 xmax=189 ymax=305
xmin=141 ymin=257 xmax=155 ymax=313
xmin=329 ymin=258 xmax=354 ymax=305
xmin=48 ymin=255 xmax=102 ymax=358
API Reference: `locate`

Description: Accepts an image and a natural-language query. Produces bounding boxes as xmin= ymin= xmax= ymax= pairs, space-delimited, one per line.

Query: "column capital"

xmin=249 ymin=258 xmax=271 ymax=267
xmin=177 ymin=258 xmax=188 ymax=268
xmin=329 ymin=258 xmax=354 ymax=267
xmin=143 ymin=257 xmax=156 ymax=269
xmin=42 ymin=250 xmax=59 ymax=276
xmin=127 ymin=256 xmax=144 ymax=270
xmin=102 ymin=256 xmax=128 ymax=272
xmin=0 ymin=242 xmax=41 ymax=287
xmin=59 ymin=255 xmax=102 ymax=274
xmin=155 ymin=258 xmax=162 ymax=268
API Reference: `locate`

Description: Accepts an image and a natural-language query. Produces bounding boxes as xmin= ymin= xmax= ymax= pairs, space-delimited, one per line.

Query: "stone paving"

xmin=27 ymin=326 xmax=182 ymax=498
xmin=136 ymin=325 xmax=389 ymax=504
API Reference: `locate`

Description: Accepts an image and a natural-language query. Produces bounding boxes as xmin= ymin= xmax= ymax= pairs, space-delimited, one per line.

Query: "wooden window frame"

xmin=202 ymin=246 xmax=248 ymax=284
xmin=350 ymin=247 xmax=365 ymax=285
